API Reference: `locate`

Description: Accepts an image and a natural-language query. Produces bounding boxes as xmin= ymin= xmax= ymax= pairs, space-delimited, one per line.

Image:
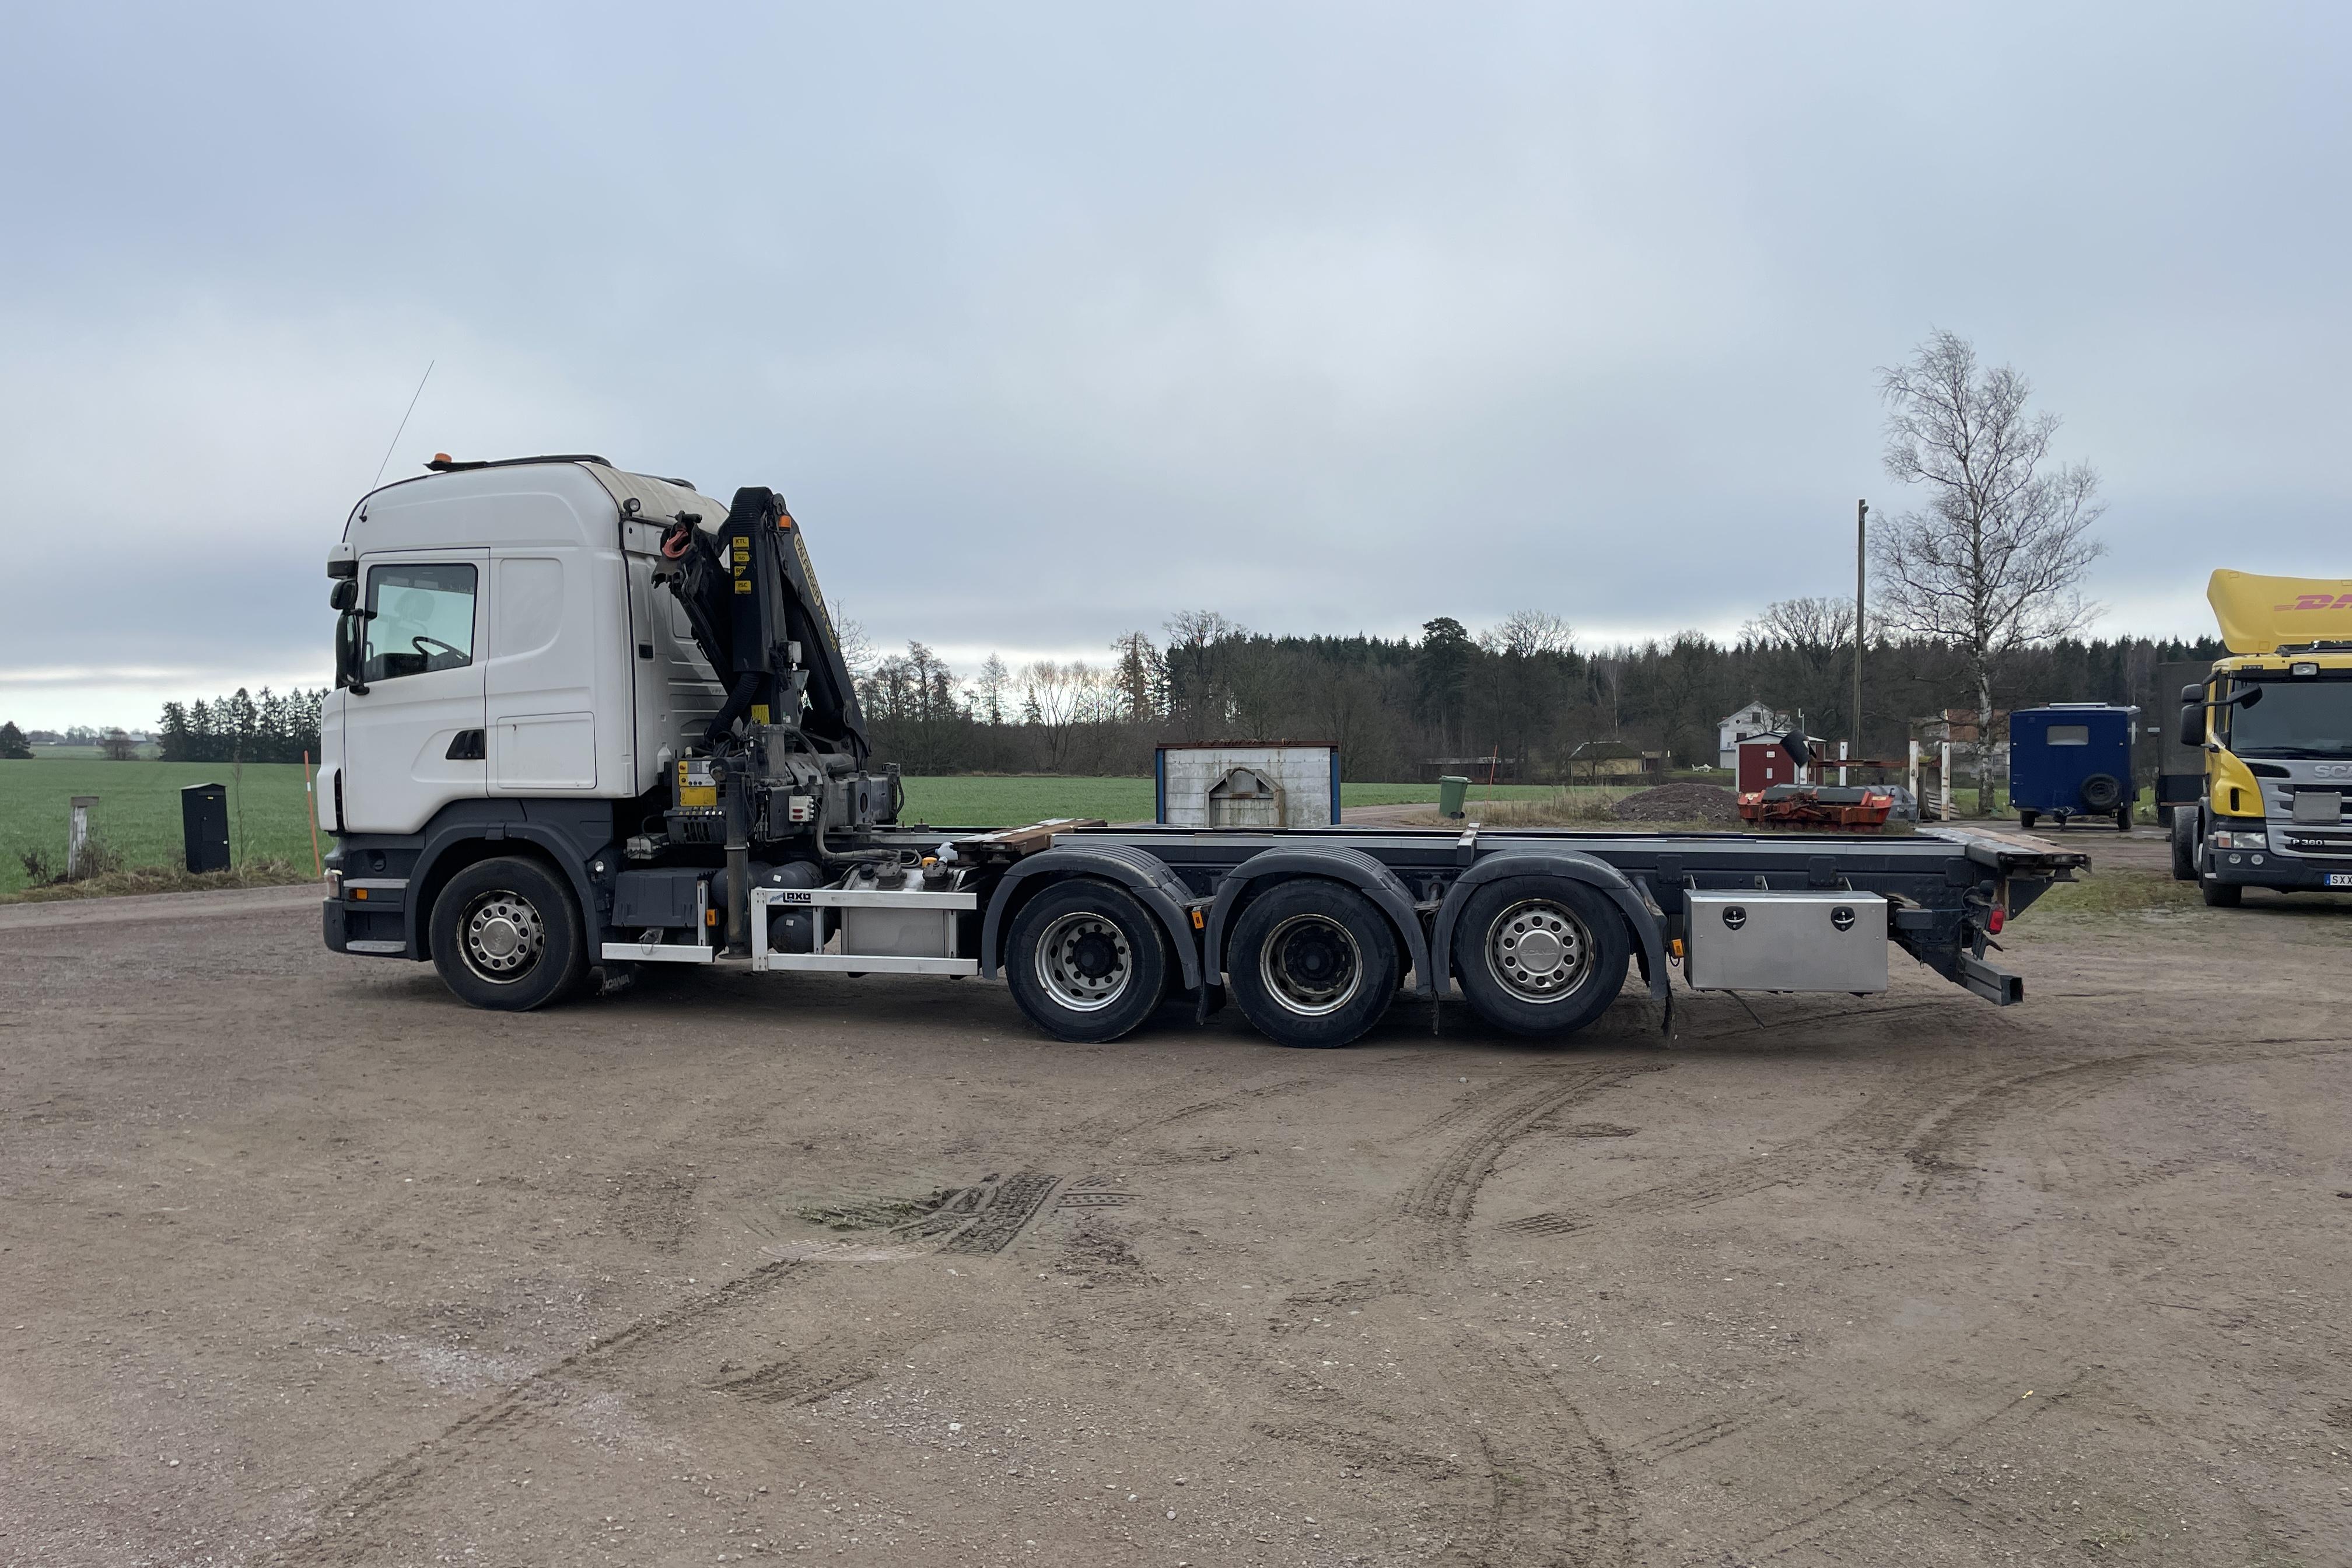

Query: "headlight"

xmin=2214 ymin=830 xmax=2269 ymax=850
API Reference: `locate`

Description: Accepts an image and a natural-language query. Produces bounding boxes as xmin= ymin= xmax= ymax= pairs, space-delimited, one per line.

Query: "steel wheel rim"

xmin=461 ymin=889 xmax=546 ymax=984
xmin=1484 ymin=898 xmax=1591 ymax=1005
xmin=1036 ymin=911 xmax=1133 ymax=1013
xmin=1259 ymin=912 xmax=1363 ymax=1016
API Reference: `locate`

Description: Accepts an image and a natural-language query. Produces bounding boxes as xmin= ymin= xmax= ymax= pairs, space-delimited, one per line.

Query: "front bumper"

xmin=322 ymin=895 xmax=419 ymax=957
xmin=2204 ymin=849 xmax=2352 ymax=891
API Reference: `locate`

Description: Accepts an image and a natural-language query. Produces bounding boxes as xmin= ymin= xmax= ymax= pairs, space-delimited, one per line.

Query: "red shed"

xmin=1737 ymin=733 xmax=1806 ymax=793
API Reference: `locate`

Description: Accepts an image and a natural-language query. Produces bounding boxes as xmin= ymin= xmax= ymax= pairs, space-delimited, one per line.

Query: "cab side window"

xmin=365 ymin=564 xmax=478 ymax=683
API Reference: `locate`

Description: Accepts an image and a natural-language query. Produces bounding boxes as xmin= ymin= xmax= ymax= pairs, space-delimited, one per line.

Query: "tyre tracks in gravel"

xmin=1580 ymin=1037 xmax=2352 ymax=1564
xmin=272 ymin=1257 xmax=817 ymax=1566
xmin=275 ymin=1170 xmax=1077 ymax=1563
xmin=1441 ymin=1341 xmax=1636 ymax=1568
xmin=1687 ymin=1374 xmax=2087 ymax=1566
xmin=1901 ymin=1036 xmax=2352 ymax=1202
xmin=1398 ymin=1062 xmax=1671 ymax=1266
xmin=1496 ymin=1036 xmax=2352 ymax=1243
xmin=1243 ymin=1332 xmax=1636 ymax=1568
xmin=1058 ymin=1061 xmax=1660 ymax=1568
xmin=1256 ymin=1065 xmax=1661 ymax=1566
xmin=1495 ymin=1059 xmax=1991 ymax=1241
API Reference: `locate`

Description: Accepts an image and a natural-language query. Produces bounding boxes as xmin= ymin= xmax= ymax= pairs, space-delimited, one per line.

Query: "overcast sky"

xmin=4 ymin=2 xmax=2347 ymax=729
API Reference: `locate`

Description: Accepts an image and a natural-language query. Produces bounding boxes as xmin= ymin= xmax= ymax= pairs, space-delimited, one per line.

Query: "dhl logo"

xmin=2275 ymin=594 xmax=2352 ymax=611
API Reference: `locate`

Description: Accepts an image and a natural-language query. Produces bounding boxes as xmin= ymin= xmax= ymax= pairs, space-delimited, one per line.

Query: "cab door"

xmin=485 ymin=548 xmax=601 ymax=793
xmin=341 ymin=551 xmax=489 ymax=833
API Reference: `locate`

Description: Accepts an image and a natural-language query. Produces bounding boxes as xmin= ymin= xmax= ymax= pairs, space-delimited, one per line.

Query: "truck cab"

xmin=318 ymin=456 xmax=731 ymax=982
xmin=2171 ymin=571 xmax=2352 ymax=905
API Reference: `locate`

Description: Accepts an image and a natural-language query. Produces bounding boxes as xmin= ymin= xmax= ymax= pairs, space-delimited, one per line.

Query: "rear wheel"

xmin=2169 ymin=807 xmax=2199 ymax=881
xmin=1006 ymin=880 xmax=1170 ymax=1042
xmin=1449 ymin=877 xmax=1632 ymax=1040
xmin=1226 ymin=879 xmax=1399 ymax=1048
xmin=2115 ymin=803 xmax=2132 ymax=832
xmin=429 ymin=855 xmax=588 ymax=1011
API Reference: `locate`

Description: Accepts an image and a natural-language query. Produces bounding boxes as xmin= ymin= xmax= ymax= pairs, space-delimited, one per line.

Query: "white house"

xmin=1716 ymin=701 xmax=1790 ymax=769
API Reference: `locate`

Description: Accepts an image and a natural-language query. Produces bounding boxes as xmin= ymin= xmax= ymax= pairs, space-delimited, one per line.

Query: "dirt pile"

xmin=1610 ymin=780 xmax=1741 ymax=824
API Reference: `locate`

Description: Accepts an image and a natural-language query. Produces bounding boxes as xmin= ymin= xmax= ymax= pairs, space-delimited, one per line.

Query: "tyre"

xmin=1448 ymin=876 xmax=1632 ymax=1040
xmin=2080 ymin=773 xmax=2123 ymax=812
xmin=2201 ymin=878 xmax=2242 ymax=908
xmin=1005 ymin=879 xmax=1170 ymax=1043
xmin=2115 ymin=803 xmax=2133 ymax=832
xmin=2169 ymin=807 xmax=2198 ymax=881
xmin=429 ymin=855 xmax=589 ymax=1011
xmin=2019 ymin=810 xmax=2038 ymax=831
xmin=1225 ymin=878 xmax=1400 ymax=1048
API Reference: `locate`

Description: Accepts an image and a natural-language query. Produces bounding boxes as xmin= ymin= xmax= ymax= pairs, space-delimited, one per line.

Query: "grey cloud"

xmin=4 ymin=2 xmax=2347 ymax=724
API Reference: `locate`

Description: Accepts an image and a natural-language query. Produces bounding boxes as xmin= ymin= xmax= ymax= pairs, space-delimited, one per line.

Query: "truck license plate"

xmin=2329 ymin=874 xmax=2352 ymax=888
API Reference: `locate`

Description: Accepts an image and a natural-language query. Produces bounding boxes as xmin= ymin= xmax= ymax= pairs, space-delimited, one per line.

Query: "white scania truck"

xmin=318 ymin=454 xmax=2085 ymax=1047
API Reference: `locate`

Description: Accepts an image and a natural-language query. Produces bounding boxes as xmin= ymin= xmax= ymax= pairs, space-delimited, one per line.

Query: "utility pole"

xmin=1853 ymin=499 xmax=1868 ymax=763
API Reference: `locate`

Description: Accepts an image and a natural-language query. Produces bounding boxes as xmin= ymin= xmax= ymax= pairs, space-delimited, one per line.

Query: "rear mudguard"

xmin=1200 ymin=845 xmax=1435 ymax=1000
xmin=1431 ymin=850 xmax=1671 ymax=1005
xmin=979 ymin=842 xmax=1204 ymax=992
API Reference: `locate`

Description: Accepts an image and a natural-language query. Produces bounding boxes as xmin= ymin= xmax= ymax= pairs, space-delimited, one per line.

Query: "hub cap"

xmin=1259 ymin=913 xmax=1363 ymax=1016
xmin=1485 ymin=898 xmax=1591 ymax=1004
xmin=461 ymin=890 xmax=545 ymax=983
xmin=1036 ymin=912 xmax=1132 ymax=1012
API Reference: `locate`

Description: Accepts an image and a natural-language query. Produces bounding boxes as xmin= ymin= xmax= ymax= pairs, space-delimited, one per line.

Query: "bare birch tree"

xmin=1871 ymin=330 xmax=2105 ymax=812
xmin=1019 ymin=659 xmax=1107 ymax=772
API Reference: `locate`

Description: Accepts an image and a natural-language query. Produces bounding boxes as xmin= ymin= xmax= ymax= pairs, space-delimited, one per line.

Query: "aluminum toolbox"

xmin=1684 ymin=890 xmax=1888 ymax=993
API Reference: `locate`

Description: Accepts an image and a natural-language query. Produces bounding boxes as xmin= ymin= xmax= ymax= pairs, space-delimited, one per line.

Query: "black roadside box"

xmin=181 ymin=782 xmax=230 ymax=872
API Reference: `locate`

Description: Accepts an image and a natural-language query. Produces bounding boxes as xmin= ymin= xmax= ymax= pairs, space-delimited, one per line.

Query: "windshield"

xmin=2227 ymin=678 xmax=2352 ymax=757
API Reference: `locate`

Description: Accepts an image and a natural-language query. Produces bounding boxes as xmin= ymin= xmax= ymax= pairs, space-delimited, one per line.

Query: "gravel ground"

xmin=3 ymin=854 xmax=2350 ymax=1567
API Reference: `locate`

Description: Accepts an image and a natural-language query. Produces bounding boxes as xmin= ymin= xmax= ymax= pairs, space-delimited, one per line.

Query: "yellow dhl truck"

xmin=2170 ymin=570 xmax=2352 ymax=905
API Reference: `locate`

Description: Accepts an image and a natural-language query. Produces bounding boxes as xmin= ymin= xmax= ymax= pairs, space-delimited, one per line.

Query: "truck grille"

xmin=2281 ymin=833 xmax=2352 ymax=857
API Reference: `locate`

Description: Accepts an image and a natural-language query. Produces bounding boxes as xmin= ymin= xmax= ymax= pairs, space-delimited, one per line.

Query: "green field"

xmin=0 ymin=760 xmax=320 ymax=894
xmin=897 ymin=775 xmax=1560 ymax=827
xmin=0 ymin=764 xmax=1573 ymax=896
xmin=0 ymin=761 xmax=317 ymax=893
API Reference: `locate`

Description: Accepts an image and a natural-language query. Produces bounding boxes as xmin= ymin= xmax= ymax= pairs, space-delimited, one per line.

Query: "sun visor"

xmin=2207 ymin=569 xmax=2352 ymax=654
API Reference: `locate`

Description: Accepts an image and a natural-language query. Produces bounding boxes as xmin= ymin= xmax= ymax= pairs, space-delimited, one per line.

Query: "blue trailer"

xmin=2009 ymin=704 xmax=2136 ymax=832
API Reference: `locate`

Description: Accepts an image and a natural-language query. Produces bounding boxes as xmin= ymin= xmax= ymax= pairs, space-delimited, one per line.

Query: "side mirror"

xmin=2176 ymin=697 xmax=2203 ymax=748
xmin=330 ymin=579 xmax=358 ymax=612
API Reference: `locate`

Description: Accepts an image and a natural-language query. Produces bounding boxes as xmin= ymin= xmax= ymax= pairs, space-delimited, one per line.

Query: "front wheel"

xmin=2201 ymin=878 xmax=2243 ymax=908
xmin=1449 ymin=877 xmax=1632 ymax=1040
xmin=1005 ymin=879 xmax=1171 ymax=1042
xmin=1226 ymin=879 xmax=1400 ymax=1048
xmin=429 ymin=855 xmax=588 ymax=1011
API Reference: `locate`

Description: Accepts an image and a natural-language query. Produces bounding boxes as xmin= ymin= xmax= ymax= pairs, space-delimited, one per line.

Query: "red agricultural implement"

xmin=1738 ymin=784 xmax=1899 ymax=830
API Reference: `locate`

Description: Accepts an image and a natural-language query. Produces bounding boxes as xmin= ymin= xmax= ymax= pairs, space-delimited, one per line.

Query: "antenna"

xmin=370 ymin=360 xmax=436 ymax=488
